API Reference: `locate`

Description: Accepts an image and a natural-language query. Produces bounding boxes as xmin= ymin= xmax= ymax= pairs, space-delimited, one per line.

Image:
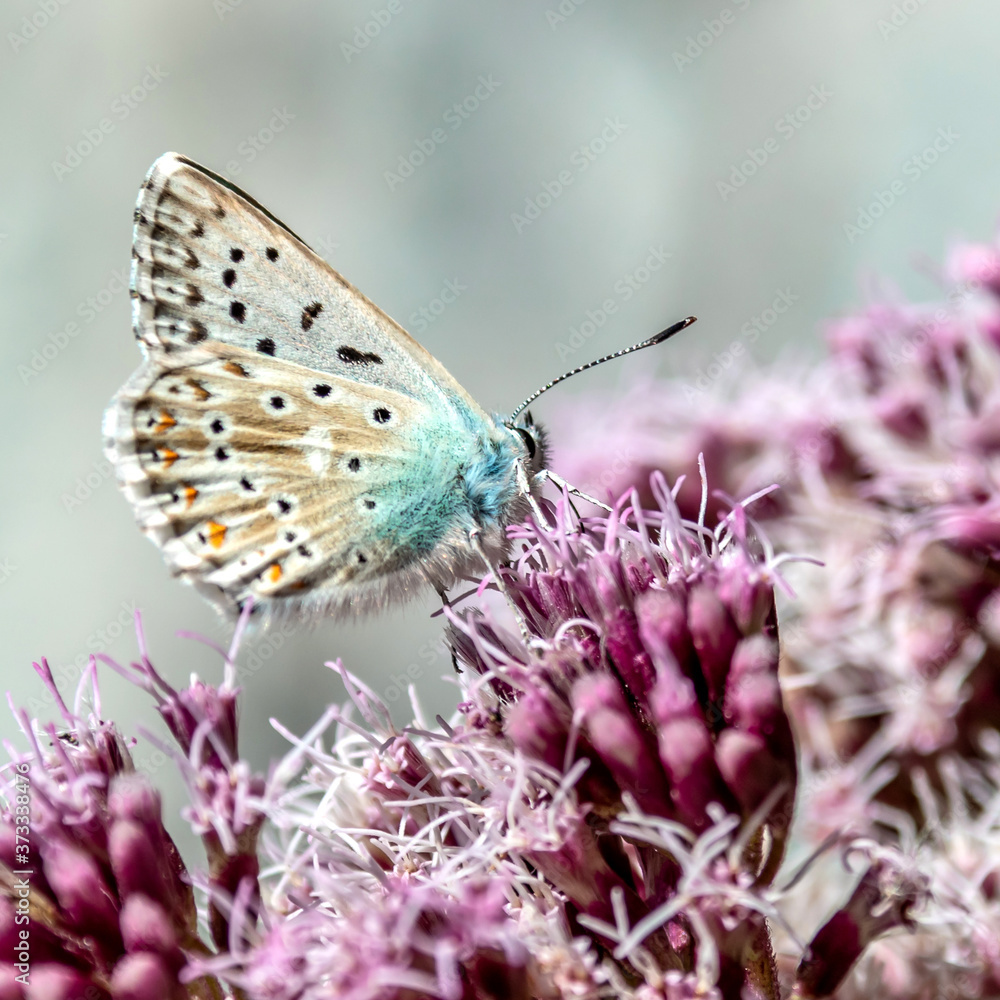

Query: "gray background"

xmin=1 ymin=2 xmax=997 ymax=855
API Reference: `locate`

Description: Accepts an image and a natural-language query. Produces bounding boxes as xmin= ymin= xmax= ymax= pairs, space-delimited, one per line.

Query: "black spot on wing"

xmin=266 ymin=247 xmax=279 ymax=261
xmin=190 ymin=220 xmax=205 ymax=238
xmin=186 ymin=321 xmax=208 ymax=343
xmin=313 ymin=383 xmax=331 ymax=397
xmin=337 ymin=346 xmax=383 ymax=365
xmin=256 ymin=337 xmax=275 ymax=356
xmin=230 ymin=301 xmax=246 ymax=323
xmin=230 ymin=248 xmax=244 ymax=262
xmin=373 ymin=407 xmax=391 ymax=424
xmin=301 ymin=301 xmax=323 ymax=331
xmin=223 ymin=268 xmax=236 ymax=288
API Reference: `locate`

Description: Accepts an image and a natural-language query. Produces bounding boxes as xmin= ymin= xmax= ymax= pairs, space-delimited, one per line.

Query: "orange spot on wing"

xmin=267 ymin=563 xmax=282 ymax=583
xmin=186 ymin=378 xmax=211 ymax=401
xmin=154 ymin=410 xmax=177 ymax=433
xmin=206 ymin=521 xmax=227 ymax=549
xmin=182 ymin=486 xmax=198 ymax=509
xmin=160 ymin=448 xmax=179 ymax=469
xmin=223 ymin=361 xmax=249 ymax=377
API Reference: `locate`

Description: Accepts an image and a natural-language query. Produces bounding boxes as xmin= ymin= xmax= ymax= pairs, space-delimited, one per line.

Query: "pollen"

xmin=206 ymin=521 xmax=227 ymax=549
xmin=154 ymin=410 xmax=177 ymax=433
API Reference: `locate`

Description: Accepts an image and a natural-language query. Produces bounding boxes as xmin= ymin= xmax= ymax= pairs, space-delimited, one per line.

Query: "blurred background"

xmin=2 ymin=1 xmax=998 ymax=856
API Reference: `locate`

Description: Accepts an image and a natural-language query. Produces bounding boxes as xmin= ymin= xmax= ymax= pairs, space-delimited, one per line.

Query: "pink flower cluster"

xmin=4 ymin=232 xmax=1000 ymax=998
xmin=551 ymin=238 xmax=1000 ymax=994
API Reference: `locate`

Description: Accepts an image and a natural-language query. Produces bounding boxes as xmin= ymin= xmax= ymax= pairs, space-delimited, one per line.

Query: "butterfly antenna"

xmin=508 ymin=316 xmax=697 ymax=422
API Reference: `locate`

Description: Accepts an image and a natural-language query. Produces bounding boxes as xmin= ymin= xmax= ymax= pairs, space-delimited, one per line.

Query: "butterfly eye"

xmin=514 ymin=426 xmax=536 ymax=459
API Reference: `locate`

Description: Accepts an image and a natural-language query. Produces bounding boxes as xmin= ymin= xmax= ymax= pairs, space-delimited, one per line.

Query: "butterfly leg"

xmin=516 ymin=462 xmax=552 ymax=528
xmin=539 ymin=469 xmax=614 ymax=513
xmin=468 ymin=528 xmax=532 ymax=644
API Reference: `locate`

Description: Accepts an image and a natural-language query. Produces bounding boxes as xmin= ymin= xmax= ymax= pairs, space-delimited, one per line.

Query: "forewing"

xmin=131 ymin=152 xmax=484 ymax=414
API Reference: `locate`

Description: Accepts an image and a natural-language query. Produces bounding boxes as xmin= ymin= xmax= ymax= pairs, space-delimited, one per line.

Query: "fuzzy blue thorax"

xmin=370 ymin=404 xmax=528 ymax=568
xmin=462 ymin=416 xmax=529 ymax=526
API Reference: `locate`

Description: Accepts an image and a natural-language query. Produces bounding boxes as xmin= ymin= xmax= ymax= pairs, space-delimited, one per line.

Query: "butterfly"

xmin=103 ymin=152 xmax=553 ymax=622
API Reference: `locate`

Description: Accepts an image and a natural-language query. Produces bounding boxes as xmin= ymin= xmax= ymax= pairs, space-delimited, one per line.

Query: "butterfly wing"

xmin=105 ymin=153 xmax=530 ymax=619
xmin=129 ymin=153 xmax=486 ymax=413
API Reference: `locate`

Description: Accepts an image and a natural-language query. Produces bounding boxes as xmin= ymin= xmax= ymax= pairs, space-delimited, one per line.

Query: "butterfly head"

xmin=506 ymin=410 xmax=548 ymax=479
